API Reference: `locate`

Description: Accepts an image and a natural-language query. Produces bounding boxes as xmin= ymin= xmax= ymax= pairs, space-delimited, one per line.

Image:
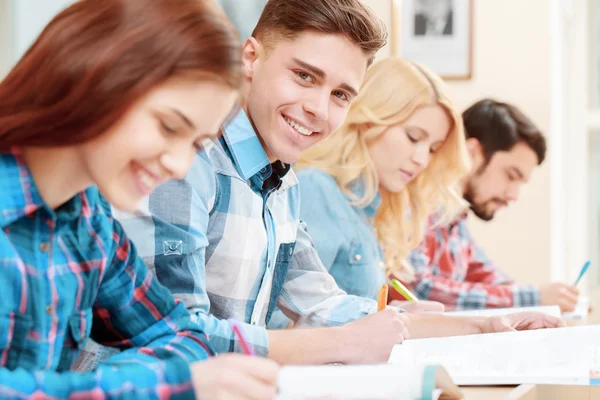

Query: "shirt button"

xmin=45 ymin=305 xmax=53 ymax=315
xmin=354 ymin=254 xmax=362 ymax=262
xmin=40 ymin=242 xmax=49 ymax=252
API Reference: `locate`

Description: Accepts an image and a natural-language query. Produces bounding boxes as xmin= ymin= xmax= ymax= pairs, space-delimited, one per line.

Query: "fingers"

xmin=228 ymin=371 xmax=278 ymax=400
xmin=564 ymin=284 xmax=580 ymax=296
xmin=421 ymin=301 xmax=445 ymax=312
xmin=217 ymin=354 xmax=279 ymax=384
xmin=560 ymin=292 xmax=579 ymax=312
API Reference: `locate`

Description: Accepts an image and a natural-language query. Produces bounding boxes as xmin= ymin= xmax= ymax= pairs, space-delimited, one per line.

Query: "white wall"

xmin=0 ymin=1 xmax=12 ymax=78
xmin=364 ymin=0 xmax=554 ymax=285
xmin=2 ymin=0 xmax=73 ymax=72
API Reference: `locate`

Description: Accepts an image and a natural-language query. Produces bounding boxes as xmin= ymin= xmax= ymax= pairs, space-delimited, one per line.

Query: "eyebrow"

xmin=171 ymin=108 xmax=196 ymax=130
xmin=292 ymin=58 xmax=359 ymax=98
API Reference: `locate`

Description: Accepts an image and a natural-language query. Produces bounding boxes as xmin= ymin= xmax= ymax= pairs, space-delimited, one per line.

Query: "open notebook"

xmin=277 ymin=364 xmax=463 ymax=400
xmin=389 ymin=325 xmax=600 ymax=386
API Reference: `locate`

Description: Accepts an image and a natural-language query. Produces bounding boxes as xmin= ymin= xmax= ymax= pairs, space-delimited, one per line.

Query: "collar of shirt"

xmin=451 ymin=210 xmax=468 ymax=226
xmin=222 ymin=109 xmax=270 ymax=180
xmin=1 ymin=148 xmax=86 ymax=229
xmin=221 ymin=109 xmax=292 ymax=193
xmin=1 ymin=148 xmax=46 ymax=228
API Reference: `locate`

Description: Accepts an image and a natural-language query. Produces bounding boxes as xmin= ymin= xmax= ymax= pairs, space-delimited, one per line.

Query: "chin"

xmin=382 ymin=181 xmax=407 ymax=193
xmin=270 ymin=145 xmax=303 ymax=165
xmin=103 ymin=190 xmax=142 ymax=213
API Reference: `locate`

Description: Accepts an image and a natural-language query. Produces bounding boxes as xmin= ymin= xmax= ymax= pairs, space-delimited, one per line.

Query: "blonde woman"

xmin=296 ymin=57 xmax=470 ymax=312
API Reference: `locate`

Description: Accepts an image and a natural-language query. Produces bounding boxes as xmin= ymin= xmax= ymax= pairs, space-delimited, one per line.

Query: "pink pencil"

xmin=230 ymin=319 xmax=255 ymax=356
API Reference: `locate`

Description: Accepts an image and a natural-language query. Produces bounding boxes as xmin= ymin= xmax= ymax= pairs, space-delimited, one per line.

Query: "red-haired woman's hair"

xmin=0 ymin=0 xmax=242 ymax=150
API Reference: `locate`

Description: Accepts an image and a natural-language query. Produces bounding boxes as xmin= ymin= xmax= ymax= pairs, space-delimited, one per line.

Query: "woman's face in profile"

xmin=78 ymin=76 xmax=238 ymax=212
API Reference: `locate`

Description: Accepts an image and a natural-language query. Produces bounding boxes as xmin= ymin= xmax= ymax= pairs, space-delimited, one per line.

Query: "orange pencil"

xmin=377 ymin=284 xmax=388 ymax=311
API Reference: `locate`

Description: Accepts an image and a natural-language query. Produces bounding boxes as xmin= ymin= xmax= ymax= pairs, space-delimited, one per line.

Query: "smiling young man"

xmin=408 ymin=99 xmax=580 ymax=312
xmin=115 ymin=3 xmax=564 ymax=365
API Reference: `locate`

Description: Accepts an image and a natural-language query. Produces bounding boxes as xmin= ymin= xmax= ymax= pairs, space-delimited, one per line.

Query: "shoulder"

xmin=296 ymin=168 xmax=352 ymax=218
xmin=297 ymin=168 xmax=344 ymax=196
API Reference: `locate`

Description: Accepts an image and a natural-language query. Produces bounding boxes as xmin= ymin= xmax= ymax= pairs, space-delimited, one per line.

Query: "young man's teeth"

xmin=137 ymin=170 xmax=155 ymax=189
xmin=285 ymin=117 xmax=313 ymax=136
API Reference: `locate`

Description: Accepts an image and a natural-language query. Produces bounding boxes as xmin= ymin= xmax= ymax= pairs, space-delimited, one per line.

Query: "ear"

xmin=465 ymin=137 xmax=484 ymax=166
xmin=242 ymin=37 xmax=262 ymax=80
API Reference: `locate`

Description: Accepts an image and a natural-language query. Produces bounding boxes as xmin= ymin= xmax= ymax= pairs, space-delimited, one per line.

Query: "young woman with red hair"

xmin=0 ymin=0 xmax=278 ymax=398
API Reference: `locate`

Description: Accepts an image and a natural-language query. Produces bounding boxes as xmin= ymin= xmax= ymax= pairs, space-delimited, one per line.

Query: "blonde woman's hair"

xmin=296 ymin=57 xmax=471 ymax=280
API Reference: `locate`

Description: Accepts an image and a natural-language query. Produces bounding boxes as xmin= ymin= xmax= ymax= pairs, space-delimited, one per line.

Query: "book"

xmin=388 ymin=325 xmax=600 ymax=386
xmin=277 ymin=364 xmax=463 ymax=399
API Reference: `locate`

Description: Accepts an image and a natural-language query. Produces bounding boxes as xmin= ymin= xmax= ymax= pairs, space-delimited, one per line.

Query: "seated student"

xmin=407 ymin=99 xmax=580 ymax=311
xmin=117 ymin=0 xmax=564 ymax=366
xmin=294 ymin=57 xmax=468 ymax=312
xmin=0 ymin=0 xmax=277 ymax=398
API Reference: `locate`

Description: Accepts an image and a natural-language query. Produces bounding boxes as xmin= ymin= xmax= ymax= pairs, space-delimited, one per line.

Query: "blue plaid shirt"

xmin=0 ymin=149 xmax=212 ymax=399
xmin=116 ymin=110 xmax=377 ymax=357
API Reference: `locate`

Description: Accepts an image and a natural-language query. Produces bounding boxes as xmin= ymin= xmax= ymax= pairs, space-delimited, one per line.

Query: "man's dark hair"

xmin=462 ymin=99 xmax=546 ymax=165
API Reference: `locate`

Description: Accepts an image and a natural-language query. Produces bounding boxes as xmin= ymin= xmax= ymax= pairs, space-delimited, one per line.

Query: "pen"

xmin=377 ymin=284 xmax=388 ymax=311
xmin=390 ymin=279 xmax=419 ymax=302
xmin=229 ymin=319 xmax=254 ymax=356
xmin=574 ymin=260 xmax=591 ymax=286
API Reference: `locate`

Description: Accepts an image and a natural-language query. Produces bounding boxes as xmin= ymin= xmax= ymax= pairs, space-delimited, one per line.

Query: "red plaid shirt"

xmin=406 ymin=212 xmax=540 ymax=309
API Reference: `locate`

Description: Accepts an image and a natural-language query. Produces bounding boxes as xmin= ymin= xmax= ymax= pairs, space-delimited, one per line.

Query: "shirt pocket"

xmin=58 ymin=308 xmax=93 ymax=371
xmin=332 ymin=239 xmax=385 ymax=299
xmin=0 ymin=313 xmax=34 ymax=369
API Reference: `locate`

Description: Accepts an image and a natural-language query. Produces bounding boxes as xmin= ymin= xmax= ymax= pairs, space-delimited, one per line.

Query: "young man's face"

xmin=242 ymin=31 xmax=368 ymax=163
xmin=464 ymin=141 xmax=539 ymax=221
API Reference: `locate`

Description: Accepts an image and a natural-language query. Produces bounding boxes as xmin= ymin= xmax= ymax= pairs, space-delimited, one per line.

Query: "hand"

xmin=389 ymin=300 xmax=445 ymax=313
xmin=540 ymin=282 xmax=579 ymax=312
xmin=341 ymin=307 xmax=409 ymax=364
xmin=481 ymin=311 xmax=566 ymax=334
xmin=191 ymin=354 xmax=279 ymax=400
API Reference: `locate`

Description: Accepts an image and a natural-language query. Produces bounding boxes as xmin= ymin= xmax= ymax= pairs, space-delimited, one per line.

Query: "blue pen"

xmin=574 ymin=260 xmax=591 ymax=286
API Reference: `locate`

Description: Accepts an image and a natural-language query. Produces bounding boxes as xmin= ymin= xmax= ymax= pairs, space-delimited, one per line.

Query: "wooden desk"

xmin=461 ymin=386 xmax=515 ymax=399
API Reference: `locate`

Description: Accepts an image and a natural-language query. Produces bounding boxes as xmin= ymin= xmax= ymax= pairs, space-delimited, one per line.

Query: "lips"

xmin=131 ymin=162 xmax=161 ymax=195
xmin=400 ymin=169 xmax=415 ymax=180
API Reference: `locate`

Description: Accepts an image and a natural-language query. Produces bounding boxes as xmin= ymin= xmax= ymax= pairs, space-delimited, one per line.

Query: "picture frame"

xmin=392 ymin=0 xmax=473 ymax=80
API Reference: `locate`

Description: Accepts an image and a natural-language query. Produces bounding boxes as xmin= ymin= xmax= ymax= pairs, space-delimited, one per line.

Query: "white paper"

xmin=389 ymin=325 xmax=600 ymax=386
xmin=277 ymin=364 xmax=425 ymax=400
xmin=563 ymin=296 xmax=590 ymax=320
xmin=444 ymin=305 xmax=561 ymax=318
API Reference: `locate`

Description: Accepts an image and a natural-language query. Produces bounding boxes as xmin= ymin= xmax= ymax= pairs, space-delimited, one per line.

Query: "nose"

xmin=506 ymin=182 xmax=520 ymax=202
xmin=411 ymin=144 xmax=430 ymax=168
xmin=160 ymin=148 xmax=195 ymax=181
xmin=302 ymin=90 xmax=329 ymax=121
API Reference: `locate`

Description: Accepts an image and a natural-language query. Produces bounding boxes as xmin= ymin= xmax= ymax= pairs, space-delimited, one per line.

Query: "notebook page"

xmin=444 ymin=305 xmax=561 ymax=318
xmin=277 ymin=364 xmax=425 ymax=400
xmin=562 ymin=296 xmax=589 ymax=320
xmin=389 ymin=325 xmax=600 ymax=386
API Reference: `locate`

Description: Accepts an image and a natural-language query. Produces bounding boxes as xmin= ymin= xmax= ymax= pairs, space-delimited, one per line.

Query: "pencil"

xmin=377 ymin=284 xmax=389 ymax=311
xmin=390 ymin=279 xmax=419 ymax=302
xmin=230 ymin=319 xmax=254 ymax=356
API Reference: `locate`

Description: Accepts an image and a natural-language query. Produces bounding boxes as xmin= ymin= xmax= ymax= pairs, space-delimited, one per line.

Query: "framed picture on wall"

xmin=394 ymin=0 xmax=473 ymax=80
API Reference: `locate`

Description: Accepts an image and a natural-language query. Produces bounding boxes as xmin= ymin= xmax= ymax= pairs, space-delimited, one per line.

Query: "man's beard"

xmin=463 ymin=181 xmax=498 ymax=222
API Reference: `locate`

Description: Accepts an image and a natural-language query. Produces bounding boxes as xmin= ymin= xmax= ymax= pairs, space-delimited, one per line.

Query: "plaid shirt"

xmin=116 ymin=110 xmax=377 ymax=357
xmin=0 ymin=149 xmax=212 ymax=399
xmin=407 ymin=212 xmax=540 ymax=309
